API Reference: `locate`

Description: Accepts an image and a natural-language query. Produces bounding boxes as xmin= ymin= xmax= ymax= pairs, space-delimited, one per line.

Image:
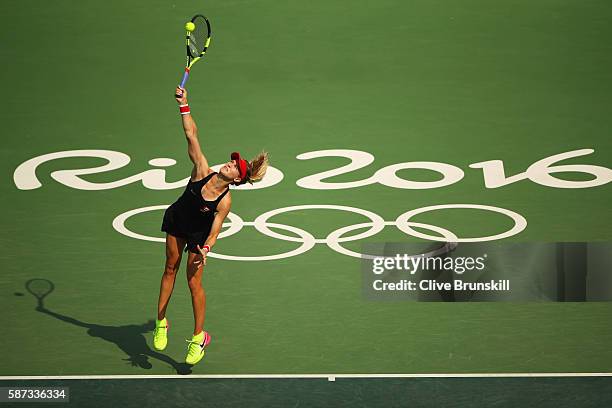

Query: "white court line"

xmin=1 ymin=373 xmax=611 ymax=381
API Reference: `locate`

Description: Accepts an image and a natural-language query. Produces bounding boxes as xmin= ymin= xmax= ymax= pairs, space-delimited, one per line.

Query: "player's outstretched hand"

xmin=175 ymin=86 xmax=188 ymax=105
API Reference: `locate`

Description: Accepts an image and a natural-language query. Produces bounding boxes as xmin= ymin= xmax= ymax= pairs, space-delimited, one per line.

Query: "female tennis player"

xmin=153 ymin=86 xmax=269 ymax=365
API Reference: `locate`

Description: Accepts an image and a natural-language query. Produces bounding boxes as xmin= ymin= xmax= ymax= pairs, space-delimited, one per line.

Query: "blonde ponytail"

xmin=246 ymin=150 xmax=269 ymax=185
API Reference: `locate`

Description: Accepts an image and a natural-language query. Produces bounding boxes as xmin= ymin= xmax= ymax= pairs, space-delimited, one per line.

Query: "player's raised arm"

xmin=175 ymin=86 xmax=210 ymax=178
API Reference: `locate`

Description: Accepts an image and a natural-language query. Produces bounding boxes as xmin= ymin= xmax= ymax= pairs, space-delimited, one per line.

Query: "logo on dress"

xmin=199 ymin=205 xmax=211 ymax=213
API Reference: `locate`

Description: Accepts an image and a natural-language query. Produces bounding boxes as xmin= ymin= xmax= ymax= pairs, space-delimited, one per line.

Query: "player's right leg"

xmin=154 ymin=233 xmax=186 ymax=351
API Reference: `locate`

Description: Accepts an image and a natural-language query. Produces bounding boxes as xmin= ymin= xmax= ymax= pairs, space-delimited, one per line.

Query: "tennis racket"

xmin=26 ymin=278 xmax=55 ymax=309
xmin=176 ymin=14 xmax=212 ymax=97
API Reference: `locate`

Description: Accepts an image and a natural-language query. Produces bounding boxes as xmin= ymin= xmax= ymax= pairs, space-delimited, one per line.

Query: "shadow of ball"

xmin=14 ymin=292 xmax=24 ymax=296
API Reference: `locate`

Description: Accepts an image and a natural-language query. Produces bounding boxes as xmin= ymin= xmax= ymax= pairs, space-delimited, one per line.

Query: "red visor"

xmin=231 ymin=152 xmax=248 ymax=182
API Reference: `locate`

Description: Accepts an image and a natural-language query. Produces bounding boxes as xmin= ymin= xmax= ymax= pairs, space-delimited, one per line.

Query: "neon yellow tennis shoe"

xmin=185 ymin=331 xmax=211 ymax=365
xmin=153 ymin=318 xmax=169 ymax=351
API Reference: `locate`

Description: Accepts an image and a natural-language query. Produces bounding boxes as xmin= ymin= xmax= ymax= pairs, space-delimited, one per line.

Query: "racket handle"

xmin=179 ymin=68 xmax=190 ymax=89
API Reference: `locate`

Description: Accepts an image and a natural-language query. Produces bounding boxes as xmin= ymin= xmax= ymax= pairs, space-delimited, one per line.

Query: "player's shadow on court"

xmin=24 ymin=278 xmax=192 ymax=375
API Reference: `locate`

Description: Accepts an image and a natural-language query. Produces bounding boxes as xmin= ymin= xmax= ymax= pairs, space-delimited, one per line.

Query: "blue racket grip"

xmin=179 ymin=68 xmax=190 ymax=90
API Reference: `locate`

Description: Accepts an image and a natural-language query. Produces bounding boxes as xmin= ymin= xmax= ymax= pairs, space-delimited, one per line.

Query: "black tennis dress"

xmin=161 ymin=172 xmax=229 ymax=254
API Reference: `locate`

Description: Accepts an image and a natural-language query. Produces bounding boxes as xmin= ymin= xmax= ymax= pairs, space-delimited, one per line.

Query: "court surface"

xmin=1 ymin=0 xmax=611 ymax=405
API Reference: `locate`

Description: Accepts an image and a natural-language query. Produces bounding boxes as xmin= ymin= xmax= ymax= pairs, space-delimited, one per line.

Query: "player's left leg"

xmin=184 ymin=251 xmax=211 ymax=365
xmin=186 ymin=251 xmax=206 ymax=334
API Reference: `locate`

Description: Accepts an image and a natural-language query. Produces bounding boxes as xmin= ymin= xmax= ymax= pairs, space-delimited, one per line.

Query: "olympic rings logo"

xmin=112 ymin=204 xmax=527 ymax=261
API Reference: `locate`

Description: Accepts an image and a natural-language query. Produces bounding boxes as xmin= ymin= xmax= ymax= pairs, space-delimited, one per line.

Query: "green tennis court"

xmin=2 ymin=0 xmax=611 ymax=405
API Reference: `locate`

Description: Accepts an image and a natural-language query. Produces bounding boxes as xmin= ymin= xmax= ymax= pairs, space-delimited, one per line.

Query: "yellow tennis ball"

xmin=185 ymin=22 xmax=195 ymax=32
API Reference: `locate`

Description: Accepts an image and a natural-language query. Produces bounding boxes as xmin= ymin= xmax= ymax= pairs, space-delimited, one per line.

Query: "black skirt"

xmin=161 ymin=204 xmax=212 ymax=254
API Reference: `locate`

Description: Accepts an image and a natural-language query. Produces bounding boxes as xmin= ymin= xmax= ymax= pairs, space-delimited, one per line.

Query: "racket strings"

xmin=189 ymin=16 xmax=210 ymax=56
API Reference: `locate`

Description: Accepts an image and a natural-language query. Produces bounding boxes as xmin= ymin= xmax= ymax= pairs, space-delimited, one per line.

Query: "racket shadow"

xmin=24 ymin=279 xmax=192 ymax=375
